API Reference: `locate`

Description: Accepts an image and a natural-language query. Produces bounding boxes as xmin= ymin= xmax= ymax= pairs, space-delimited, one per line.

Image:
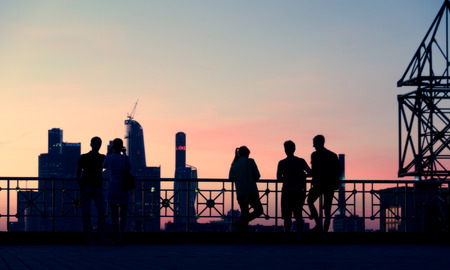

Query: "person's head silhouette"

xmin=284 ymin=140 xmax=295 ymax=156
xmin=112 ymin=138 xmax=124 ymax=154
xmin=232 ymin=146 xmax=251 ymax=164
xmin=313 ymin=135 xmax=325 ymax=150
xmin=238 ymin=146 xmax=250 ymax=158
xmin=90 ymin=137 xmax=102 ymax=153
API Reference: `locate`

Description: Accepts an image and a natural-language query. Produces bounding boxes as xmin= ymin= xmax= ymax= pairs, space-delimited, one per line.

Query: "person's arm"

xmin=102 ymin=155 xmax=109 ymax=170
xmin=228 ymin=164 xmax=235 ymax=180
xmin=276 ymin=161 xmax=283 ymax=181
xmin=100 ymin=155 xmax=106 ymax=173
xmin=303 ymin=159 xmax=312 ymax=177
xmin=76 ymin=157 xmax=83 ymax=180
xmin=251 ymin=159 xmax=261 ymax=181
xmin=310 ymin=153 xmax=316 ymax=177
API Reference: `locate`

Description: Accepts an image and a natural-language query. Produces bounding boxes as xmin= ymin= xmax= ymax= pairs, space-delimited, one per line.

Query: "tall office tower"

xmin=39 ymin=128 xmax=81 ymax=179
xmin=124 ymin=106 xmax=161 ymax=232
xmin=48 ymin=128 xmax=63 ymax=154
xmin=174 ymin=132 xmax=198 ymax=227
xmin=39 ymin=128 xmax=64 ymax=177
xmin=125 ymin=116 xmax=147 ymax=170
xmin=176 ymin=132 xmax=186 ymax=169
xmin=29 ymin=128 xmax=82 ymax=231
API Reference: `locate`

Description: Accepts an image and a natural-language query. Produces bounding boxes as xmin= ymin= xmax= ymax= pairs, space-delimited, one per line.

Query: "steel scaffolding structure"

xmin=398 ymin=0 xmax=450 ymax=179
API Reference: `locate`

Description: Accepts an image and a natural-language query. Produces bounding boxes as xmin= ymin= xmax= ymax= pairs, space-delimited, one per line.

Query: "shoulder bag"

xmin=123 ymin=156 xmax=136 ymax=190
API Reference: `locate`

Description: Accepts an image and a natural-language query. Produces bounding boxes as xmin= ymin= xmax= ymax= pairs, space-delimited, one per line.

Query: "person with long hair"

xmin=229 ymin=146 xmax=263 ymax=233
xmin=102 ymin=138 xmax=130 ymax=245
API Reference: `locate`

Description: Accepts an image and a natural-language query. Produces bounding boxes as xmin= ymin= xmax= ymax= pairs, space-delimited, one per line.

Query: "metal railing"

xmin=0 ymin=177 xmax=449 ymax=233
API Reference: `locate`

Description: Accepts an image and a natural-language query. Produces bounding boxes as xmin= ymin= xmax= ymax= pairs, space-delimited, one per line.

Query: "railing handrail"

xmin=2 ymin=176 xmax=450 ymax=184
xmin=2 ymin=177 xmax=450 ymax=233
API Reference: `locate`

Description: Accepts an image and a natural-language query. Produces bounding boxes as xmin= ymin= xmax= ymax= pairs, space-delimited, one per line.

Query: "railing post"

xmin=141 ymin=179 xmax=145 ymax=232
xmin=186 ymin=179 xmax=190 ymax=233
xmin=362 ymin=182 xmax=366 ymax=232
xmin=319 ymin=193 xmax=323 ymax=228
xmin=7 ymin=178 xmax=10 ymax=232
xmin=52 ymin=178 xmax=56 ymax=232
xmin=404 ymin=182 xmax=408 ymax=233
xmin=275 ymin=181 xmax=278 ymax=232
xmin=413 ymin=183 xmax=417 ymax=233
xmin=231 ymin=180 xmax=235 ymax=232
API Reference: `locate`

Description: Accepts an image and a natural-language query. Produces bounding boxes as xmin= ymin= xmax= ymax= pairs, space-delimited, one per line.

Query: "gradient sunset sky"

xmin=0 ymin=0 xmax=443 ymax=180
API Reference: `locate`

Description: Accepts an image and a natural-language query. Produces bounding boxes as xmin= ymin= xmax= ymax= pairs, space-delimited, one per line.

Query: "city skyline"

xmin=0 ymin=1 xmax=445 ymax=180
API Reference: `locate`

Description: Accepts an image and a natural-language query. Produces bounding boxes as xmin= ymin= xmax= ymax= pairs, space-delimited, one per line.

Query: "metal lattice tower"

xmin=397 ymin=0 xmax=450 ymax=179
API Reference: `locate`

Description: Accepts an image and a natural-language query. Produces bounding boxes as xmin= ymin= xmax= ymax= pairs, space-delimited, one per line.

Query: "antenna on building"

xmin=127 ymin=99 xmax=139 ymax=120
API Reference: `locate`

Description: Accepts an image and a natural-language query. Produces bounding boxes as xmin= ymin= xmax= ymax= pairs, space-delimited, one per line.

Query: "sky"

xmin=0 ymin=0 xmax=445 ymax=180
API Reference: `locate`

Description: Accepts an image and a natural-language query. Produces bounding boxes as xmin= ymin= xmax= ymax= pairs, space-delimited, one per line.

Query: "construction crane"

xmin=127 ymin=99 xmax=139 ymax=121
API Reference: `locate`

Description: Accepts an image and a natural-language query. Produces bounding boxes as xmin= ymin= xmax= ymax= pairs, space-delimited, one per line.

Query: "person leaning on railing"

xmin=229 ymin=146 xmax=263 ymax=233
xmin=307 ymin=135 xmax=342 ymax=235
xmin=277 ymin=140 xmax=312 ymax=236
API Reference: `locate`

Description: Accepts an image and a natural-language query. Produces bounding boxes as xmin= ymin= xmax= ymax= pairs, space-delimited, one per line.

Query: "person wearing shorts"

xmin=277 ymin=140 xmax=312 ymax=234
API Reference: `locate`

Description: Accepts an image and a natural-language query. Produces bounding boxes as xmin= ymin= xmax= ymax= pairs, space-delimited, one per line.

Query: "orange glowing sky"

xmin=0 ymin=0 xmax=444 ymax=180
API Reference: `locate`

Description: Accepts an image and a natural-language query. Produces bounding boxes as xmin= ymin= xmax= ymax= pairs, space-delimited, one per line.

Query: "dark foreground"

xmin=1 ymin=233 xmax=450 ymax=270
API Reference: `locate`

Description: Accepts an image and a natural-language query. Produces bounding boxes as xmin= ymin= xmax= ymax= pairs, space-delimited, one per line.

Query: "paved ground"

xmin=1 ymin=232 xmax=450 ymax=270
xmin=1 ymin=243 xmax=450 ymax=270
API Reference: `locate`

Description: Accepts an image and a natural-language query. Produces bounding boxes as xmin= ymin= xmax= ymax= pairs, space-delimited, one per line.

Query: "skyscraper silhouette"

xmin=39 ymin=128 xmax=80 ymax=179
xmin=125 ymin=116 xmax=146 ymax=169
xmin=48 ymin=128 xmax=63 ymax=155
xmin=23 ymin=128 xmax=82 ymax=232
xmin=176 ymin=132 xmax=186 ymax=170
xmin=174 ymin=132 xmax=198 ymax=227
xmin=124 ymin=104 xmax=161 ymax=232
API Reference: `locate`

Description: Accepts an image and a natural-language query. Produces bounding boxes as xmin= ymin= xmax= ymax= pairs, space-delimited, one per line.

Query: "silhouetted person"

xmin=307 ymin=135 xmax=341 ymax=234
xmin=229 ymin=146 xmax=263 ymax=233
xmin=102 ymin=138 xmax=130 ymax=245
xmin=277 ymin=140 xmax=312 ymax=236
xmin=76 ymin=136 xmax=106 ymax=245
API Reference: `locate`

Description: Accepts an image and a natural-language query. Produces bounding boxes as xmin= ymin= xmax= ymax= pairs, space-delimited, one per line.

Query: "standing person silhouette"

xmin=229 ymin=146 xmax=263 ymax=233
xmin=277 ymin=140 xmax=312 ymax=236
xmin=102 ymin=138 xmax=130 ymax=245
xmin=76 ymin=136 xmax=106 ymax=245
xmin=307 ymin=135 xmax=341 ymax=234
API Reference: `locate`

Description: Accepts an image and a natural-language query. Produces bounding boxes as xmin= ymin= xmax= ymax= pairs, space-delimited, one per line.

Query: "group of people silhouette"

xmin=76 ymin=137 xmax=129 ymax=245
xmin=76 ymin=134 xmax=341 ymax=245
xmin=229 ymin=135 xmax=342 ymax=238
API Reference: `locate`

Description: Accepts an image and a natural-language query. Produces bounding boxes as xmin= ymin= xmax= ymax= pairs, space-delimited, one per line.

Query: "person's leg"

xmin=119 ymin=204 xmax=127 ymax=243
xmin=110 ymin=204 xmax=119 ymax=244
xmin=80 ymin=187 xmax=91 ymax=232
xmin=284 ymin=218 xmax=292 ymax=233
xmin=237 ymin=196 xmax=249 ymax=232
xmin=281 ymin=189 xmax=291 ymax=232
xmin=92 ymin=188 xmax=106 ymax=242
xmin=307 ymin=187 xmax=322 ymax=231
xmin=248 ymin=194 xmax=263 ymax=222
xmin=294 ymin=189 xmax=307 ymax=234
xmin=79 ymin=186 xmax=93 ymax=243
xmin=322 ymin=189 xmax=335 ymax=233
xmin=281 ymin=190 xmax=292 ymax=232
